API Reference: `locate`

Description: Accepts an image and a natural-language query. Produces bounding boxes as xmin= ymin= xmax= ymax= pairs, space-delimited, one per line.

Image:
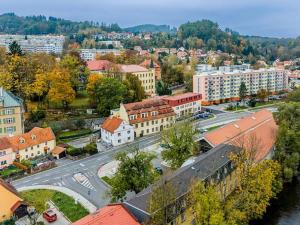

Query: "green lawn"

xmin=59 ymin=129 xmax=92 ymax=139
xmin=207 ymin=125 xmax=223 ymax=131
xmin=21 ymin=189 xmax=89 ymax=222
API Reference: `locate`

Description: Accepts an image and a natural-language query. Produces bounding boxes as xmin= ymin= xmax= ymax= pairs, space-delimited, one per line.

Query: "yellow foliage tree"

xmin=47 ymin=68 xmax=75 ymax=109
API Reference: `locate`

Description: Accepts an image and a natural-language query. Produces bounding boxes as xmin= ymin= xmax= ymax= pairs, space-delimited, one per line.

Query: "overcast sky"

xmin=1 ymin=0 xmax=299 ymax=38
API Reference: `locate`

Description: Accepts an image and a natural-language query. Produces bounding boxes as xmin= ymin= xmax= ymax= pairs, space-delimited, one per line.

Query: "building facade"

xmin=0 ymin=127 xmax=56 ymax=163
xmin=0 ymin=35 xmax=64 ymax=55
xmin=0 ymin=87 xmax=24 ymax=137
xmin=80 ymin=49 xmax=121 ymax=61
xmin=161 ymin=93 xmax=202 ymax=119
xmin=193 ymin=68 xmax=289 ymax=105
xmin=119 ymin=98 xmax=176 ymax=138
xmin=119 ymin=65 xmax=156 ymax=95
xmin=101 ymin=116 xmax=134 ymax=146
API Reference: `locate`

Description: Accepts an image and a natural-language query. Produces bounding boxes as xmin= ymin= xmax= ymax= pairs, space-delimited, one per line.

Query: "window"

xmin=118 ymin=133 xmax=121 ymax=137
xmin=127 ymin=131 xmax=130 ymax=134
xmin=31 ymin=147 xmax=33 ymax=150
xmin=146 ymin=121 xmax=149 ymax=126
xmin=127 ymin=137 xmax=131 ymax=140
xmin=19 ymin=138 xmax=25 ymax=144
xmin=31 ymin=153 xmax=34 ymax=157
xmin=141 ymin=123 xmax=144 ymax=127
xmin=118 ymin=139 xmax=121 ymax=143
xmin=151 ymin=111 xmax=158 ymax=116
xmin=141 ymin=113 xmax=147 ymax=118
xmin=26 ymin=155 xmax=28 ymax=159
xmin=37 ymin=145 xmax=40 ymax=148
xmin=135 ymin=124 xmax=138 ymax=128
xmin=37 ymin=151 xmax=40 ymax=154
xmin=146 ymin=129 xmax=149 ymax=133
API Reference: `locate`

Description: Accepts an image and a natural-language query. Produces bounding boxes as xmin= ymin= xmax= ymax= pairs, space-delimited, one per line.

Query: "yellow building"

xmin=119 ymin=98 xmax=176 ymax=138
xmin=0 ymin=179 xmax=28 ymax=222
xmin=0 ymin=87 xmax=24 ymax=137
xmin=6 ymin=127 xmax=56 ymax=161
xmin=119 ymin=65 xmax=156 ymax=95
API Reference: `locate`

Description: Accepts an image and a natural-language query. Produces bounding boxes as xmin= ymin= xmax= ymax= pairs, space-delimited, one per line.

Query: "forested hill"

xmin=124 ymin=24 xmax=176 ymax=33
xmin=0 ymin=13 xmax=122 ymax=35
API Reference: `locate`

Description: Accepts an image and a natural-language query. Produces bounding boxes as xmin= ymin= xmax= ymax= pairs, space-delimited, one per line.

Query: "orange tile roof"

xmin=204 ymin=110 xmax=278 ymax=161
xmin=72 ymin=204 xmax=141 ymax=225
xmin=87 ymin=60 xmax=112 ymax=71
xmin=101 ymin=117 xmax=124 ymax=133
xmin=139 ymin=59 xmax=160 ymax=69
xmin=119 ymin=65 xmax=148 ymax=73
xmin=52 ymin=146 xmax=66 ymax=155
xmin=7 ymin=127 xmax=55 ymax=152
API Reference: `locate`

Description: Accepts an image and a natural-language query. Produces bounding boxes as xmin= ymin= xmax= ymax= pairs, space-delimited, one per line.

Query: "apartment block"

xmin=0 ymin=87 xmax=24 ymax=137
xmin=0 ymin=35 xmax=64 ymax=55
xmin=119 ymin=98 xmax=176 ymax=138
xmin=193 ymin=67 xmax=289 ymax=105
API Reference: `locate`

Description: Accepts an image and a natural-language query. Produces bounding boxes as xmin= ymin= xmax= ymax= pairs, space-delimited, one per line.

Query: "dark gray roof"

xmin=124 ymin=144 xmax=239 ymax=222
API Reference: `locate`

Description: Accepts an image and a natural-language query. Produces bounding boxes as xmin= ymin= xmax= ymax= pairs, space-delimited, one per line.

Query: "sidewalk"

xmin=17 ymin=185 xmax=97 ymax=213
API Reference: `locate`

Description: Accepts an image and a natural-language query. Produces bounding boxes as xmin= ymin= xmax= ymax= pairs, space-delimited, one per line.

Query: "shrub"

xmin=84 ymin=142 xmax=98 ymax=155
xmin=66 ymin=147 xmax=83 ymax=156
xmin=75 ymin=118 xmax=85 ymax=129
xmin=29 ymin=109 xmax=46 ymax=122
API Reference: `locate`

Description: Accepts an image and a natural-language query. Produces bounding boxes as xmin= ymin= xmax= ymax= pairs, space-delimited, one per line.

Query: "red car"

xmin=43 ymin=209 xmax=57 ymax=222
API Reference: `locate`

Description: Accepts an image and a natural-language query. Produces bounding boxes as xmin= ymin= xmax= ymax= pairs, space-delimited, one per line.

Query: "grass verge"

xmin=21 ymin=189 xmax=89 ymax=222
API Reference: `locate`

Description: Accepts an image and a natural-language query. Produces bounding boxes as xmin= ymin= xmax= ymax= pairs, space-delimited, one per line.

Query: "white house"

xmin=101 ymin=116 xmax=134 ymax=146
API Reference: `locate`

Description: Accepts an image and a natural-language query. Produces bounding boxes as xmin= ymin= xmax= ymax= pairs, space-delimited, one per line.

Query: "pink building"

xmin=0 ymin=137 xmax=14 ymax=169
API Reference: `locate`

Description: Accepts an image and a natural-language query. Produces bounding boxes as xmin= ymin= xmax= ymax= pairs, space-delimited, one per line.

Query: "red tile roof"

xmin=139 ymin=59 xmax=160 ymax=69
xmin=87 ymin=60 xmax=112 ymax=71
xmin=204 ymin=110 xmax=278 ymax=161
xmin=119 ymin=65 xmax=148 ymax=73
xmin=101 ymin=117 xmax=124 ymax=133
xmin=123 ymin=98 xmax=176 ymax=124
xmin=0 ymin=137 xmax=12 ymax=150
xmin=6 ymin=127 xmax=55 ymax=152
xmin=72 ymin=204 xmax=141 ymax=225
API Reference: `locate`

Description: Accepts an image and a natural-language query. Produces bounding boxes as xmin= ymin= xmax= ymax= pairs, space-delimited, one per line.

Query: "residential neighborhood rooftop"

xmin=119 ymin=65 xmax=149 ymax=73
xmin=101 ymin=116 xmax=124 ymax=133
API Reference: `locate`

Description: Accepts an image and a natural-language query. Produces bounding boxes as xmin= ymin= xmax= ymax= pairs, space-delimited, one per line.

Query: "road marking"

xmin=32 ymin=183 xmax=38 ymax=185
xmin=72 ymin=177 xmax=76 ymax=182
xmin=62 ymin=181 xmax=66 ymax=185
xmin=80 ymin=163 xmax=85 ymax=167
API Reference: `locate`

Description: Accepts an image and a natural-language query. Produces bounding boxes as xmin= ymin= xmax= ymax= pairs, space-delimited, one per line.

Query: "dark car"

xmin=43 ymin=209 xmax=57 ymax=222
xmin=155 ymin=166 xmax=163 ymax=175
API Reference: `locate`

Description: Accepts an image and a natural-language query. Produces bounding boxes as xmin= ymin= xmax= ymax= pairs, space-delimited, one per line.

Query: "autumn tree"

xmin=123 ymin=73 xmax=146 ymax=103
xmin=109 ymin=149 xmax=157 ymax=202
xmin=189 ymin=180 xmax=226 ymax=225
xmin=86 ymin=73 xmax=103 ymax=106
xmin=47 ymin=68 xmax=76 ymax=109
xmin=161 ymin=121 xmax=198 ymax=169
xmin=60 ymin=54 xmax=89 ymax=93
xmin=256 ymin=89 xmax=268 ymax=102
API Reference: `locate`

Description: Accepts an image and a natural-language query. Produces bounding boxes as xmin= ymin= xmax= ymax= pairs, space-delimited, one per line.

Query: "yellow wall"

xmin=18 ymin=140 xmax=56 ymax=161
xmin=0 ymin=106 xmax=24 ymax=137
xmin=0 ymin=185 xmax=23 ymax=222
xmin=132 ymin=69 xmax=156 ymax=95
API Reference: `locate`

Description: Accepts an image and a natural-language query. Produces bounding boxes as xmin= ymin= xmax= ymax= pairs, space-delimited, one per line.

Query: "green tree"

xmin=9 ymin=41 xmax=23 ymax=56
xmin=161 ymin=121 xmax=198 ymax=169
xmin=123 ymin=73 xmax=146 ymax=103
xmin=189 ymin=181 xmax=226 ymax=225
xmin=91 ymin=77 xmax=126 ymax=116
xmin=156 ymin=80 xmax=171 ymax=96
xmin=287 ymin=87 xmax=300 ymax=102
xmin=239 ymin=82 xmax=247 ymax=103
xmin=109 ymin=149 xmax=157 ymax=202
xmin=147 ymin=178 xmax=177 ymax=225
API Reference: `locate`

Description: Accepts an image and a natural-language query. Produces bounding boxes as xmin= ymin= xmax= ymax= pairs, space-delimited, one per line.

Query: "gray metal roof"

xmin=124 ymin=144 xmax=239 ymax=222
xmin=0 ymin=87 xmax=23 ymax=108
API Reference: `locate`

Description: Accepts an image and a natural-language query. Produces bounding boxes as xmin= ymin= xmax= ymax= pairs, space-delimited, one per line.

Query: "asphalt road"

xmin=12 ymin=110 xmax=256 ymax=208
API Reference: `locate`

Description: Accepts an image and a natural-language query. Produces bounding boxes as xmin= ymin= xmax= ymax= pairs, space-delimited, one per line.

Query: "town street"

xmin=12 ymin=110 xmax=257 ymax=208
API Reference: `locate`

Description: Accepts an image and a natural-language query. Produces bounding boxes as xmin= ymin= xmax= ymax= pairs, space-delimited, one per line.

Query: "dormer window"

xmin=129 ymin=115 xmax=136 ymax=120
xmin=19 ymin=138 xmax=25 ymax=144
xmin=31 ymin=135 xmax=36 ymax=140
xmin=141 ymin=113 xmax=147 ymax=118
xmin=151 ymin=111 xmax=158 ymax=116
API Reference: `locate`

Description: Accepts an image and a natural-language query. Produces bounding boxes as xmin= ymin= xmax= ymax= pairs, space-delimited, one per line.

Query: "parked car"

xmin=43 ymin=209 xmax=57 ymax=222
xmin=197 ymin=128 xmax=208 ymax=133
xmin=155 ymin=166 xmax=163 ymax=175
